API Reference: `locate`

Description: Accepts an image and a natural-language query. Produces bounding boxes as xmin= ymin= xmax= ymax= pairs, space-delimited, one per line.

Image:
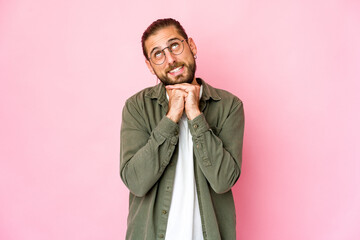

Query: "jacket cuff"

xmin=155 ymin=116 xmax=180 ymax=144
xmin=188 ymin=113 xmax=209 ymax=137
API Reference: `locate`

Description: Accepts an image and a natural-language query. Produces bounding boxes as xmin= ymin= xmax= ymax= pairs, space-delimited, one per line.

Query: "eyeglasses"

xmin=149 ymin=39 xmax=186 ymax=65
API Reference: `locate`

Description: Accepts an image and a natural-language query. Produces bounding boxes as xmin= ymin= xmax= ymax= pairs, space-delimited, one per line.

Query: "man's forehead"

xmin=145 ymin=26 xmax=182 ymax=50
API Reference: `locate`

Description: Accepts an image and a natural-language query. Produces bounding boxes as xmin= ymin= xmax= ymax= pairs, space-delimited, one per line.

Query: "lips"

xmin=168 ymin=65 xmax=185 ymax=76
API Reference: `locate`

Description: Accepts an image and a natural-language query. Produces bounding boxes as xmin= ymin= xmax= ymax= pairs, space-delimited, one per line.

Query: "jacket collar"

xmin=145 ymin=78 xmax=221 ymax=102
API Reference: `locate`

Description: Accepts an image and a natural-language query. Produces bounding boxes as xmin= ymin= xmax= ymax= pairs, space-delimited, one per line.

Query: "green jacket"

xmin=120 ymin=79 xmax=245 ymax=240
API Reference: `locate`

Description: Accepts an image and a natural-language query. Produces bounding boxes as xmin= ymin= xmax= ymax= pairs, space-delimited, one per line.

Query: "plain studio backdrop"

xmin=1 ymin=0 xmax=359 ymax=239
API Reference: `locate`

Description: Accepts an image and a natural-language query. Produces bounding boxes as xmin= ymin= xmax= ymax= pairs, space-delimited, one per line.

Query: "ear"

xmin=187 ymin=37 xmax=197 ymax=56
xmin=145 ymin=59 xmax=156 ymax=75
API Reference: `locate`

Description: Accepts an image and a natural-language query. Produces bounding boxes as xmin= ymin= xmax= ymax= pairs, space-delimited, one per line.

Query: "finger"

xmin=165 ymin=84 xmax=192 ymax=91
xmin=168 ymin=88 xmax=185 ymax=94
xmin=168 ymin=90 xmax=187 ymax=99
xmin=173 ymin=89 xmax=188 ymax=96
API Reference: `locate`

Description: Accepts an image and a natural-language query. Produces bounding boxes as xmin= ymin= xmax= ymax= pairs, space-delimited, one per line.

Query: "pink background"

xmin=1 ymin=0 xmax=359 ymax=239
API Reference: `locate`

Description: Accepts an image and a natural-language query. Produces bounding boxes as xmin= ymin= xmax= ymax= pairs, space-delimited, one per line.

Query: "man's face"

xmin=145 ymin=26 xmax=197 ymax=85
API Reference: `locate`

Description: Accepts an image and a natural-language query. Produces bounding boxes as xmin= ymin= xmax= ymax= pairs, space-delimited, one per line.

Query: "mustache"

xmin=166 ymin=62 xmax=185 ymax=73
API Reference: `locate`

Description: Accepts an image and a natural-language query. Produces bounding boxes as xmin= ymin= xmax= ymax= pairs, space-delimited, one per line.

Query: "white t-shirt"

xmin=165 ymin=86 xmax=204 ymax=240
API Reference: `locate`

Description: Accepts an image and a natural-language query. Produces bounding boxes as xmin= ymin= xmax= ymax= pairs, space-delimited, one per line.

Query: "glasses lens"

xmin=151 ymin=50 xmax=165 ymax=65
xmin=169 ymin=40 xmax=184 ymax=55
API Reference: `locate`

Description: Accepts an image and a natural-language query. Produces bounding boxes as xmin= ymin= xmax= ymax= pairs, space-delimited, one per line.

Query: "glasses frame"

xmin=149 ymin=39 xmax=187 ymax=65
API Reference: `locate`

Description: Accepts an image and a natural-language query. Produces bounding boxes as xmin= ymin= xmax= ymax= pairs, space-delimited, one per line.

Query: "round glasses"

xmin=149 ymin=39 xmax=186 ymax=65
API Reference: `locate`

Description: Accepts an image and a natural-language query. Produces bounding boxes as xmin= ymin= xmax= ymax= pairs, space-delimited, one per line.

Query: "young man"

xmin=120 ymin=18 xmax=245 ymax=240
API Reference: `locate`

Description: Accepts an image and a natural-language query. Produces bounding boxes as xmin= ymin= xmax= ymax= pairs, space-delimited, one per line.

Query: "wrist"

xmin=187 ymin=109 xmax=201 ymax=120
xmin=166 ymin=113 xmax=180 ymax=123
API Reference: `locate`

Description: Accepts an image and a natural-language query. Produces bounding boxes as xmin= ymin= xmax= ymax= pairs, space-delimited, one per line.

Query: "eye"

xmin=170 ymin=42 xmax=179 ymax=50
xmin=153 ymin=51 xmax=163 ymax=59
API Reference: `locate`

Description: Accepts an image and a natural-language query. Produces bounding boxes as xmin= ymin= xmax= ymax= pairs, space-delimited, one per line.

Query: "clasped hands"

xmin=166 ymin=83 xmax=201 ymax=123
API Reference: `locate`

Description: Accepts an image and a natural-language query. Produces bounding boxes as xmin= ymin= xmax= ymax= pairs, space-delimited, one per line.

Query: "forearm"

xmin=189 ymin=103 xmax=244 ymax=194
xmin=120 ymin=112 xmax=179 ymax=197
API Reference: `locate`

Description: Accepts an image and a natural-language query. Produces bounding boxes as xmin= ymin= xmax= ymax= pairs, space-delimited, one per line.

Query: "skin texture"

xmin=144 ymin=26 xmax=201 ymax=122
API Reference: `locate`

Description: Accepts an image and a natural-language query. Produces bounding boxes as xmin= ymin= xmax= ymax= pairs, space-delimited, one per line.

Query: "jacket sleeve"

xmin=120 ymin=99 xmax=179 ymax=197
xmin=189 ymin=99 xmax=245 ymax=194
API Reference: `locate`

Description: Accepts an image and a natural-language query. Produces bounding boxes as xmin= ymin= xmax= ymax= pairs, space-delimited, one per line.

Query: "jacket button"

xmin=162 ymin=210 xmax=167 ymax=214
xmin=159 ymin=233 xmax=164 ymax=238
xmin=194 ymin=124 xmax=198 ymax=129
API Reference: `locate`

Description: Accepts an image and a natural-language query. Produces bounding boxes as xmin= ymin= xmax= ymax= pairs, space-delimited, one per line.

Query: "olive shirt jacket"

xmin=120 ymin=78 xmax=245 ymax=240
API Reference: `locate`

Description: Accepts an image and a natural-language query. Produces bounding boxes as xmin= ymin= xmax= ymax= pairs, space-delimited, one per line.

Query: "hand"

xmin=166 ymin=89 xmax=187 ymax=123
xmin=166 ymin=83 xmax=201 ymax=120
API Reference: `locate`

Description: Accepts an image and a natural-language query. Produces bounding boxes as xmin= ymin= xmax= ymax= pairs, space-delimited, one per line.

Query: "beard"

xmin=155 ymin=58 xmax=197 ymax=86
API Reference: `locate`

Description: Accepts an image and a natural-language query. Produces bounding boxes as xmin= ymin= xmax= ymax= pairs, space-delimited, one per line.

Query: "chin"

xmin=159 ymin=75 xmax=193 ymax=86
xmin=176 ymin=76 xmax=194 ymax=84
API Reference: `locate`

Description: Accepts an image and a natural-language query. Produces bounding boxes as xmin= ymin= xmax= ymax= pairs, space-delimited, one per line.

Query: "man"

xmin=120 ymin=18 xmax=245 ymax=240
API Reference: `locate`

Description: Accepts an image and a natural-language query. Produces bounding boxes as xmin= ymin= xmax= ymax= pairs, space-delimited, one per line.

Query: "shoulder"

xmin=124 ymin=84 xmax=161 ymax=108
xmin=126 ymin=85 xmax=154 ymax=102
xmin=202 ymin=80 xmax=243 ymax=108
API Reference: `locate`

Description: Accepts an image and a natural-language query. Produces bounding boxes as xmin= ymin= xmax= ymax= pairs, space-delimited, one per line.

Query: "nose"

xmin=163 ymin=48 xmax=176 ymax=64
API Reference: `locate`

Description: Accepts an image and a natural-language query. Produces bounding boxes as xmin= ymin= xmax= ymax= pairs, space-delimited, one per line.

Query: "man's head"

xmin=142 ymin=18 xmax=197 ymax=85
xmin=142 ymin=18 xmax=188 ymax=60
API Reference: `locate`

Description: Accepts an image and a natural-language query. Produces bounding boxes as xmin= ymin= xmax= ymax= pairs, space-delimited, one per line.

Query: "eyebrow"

xmin=149 ymin=37 xmax=181 ymax=57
